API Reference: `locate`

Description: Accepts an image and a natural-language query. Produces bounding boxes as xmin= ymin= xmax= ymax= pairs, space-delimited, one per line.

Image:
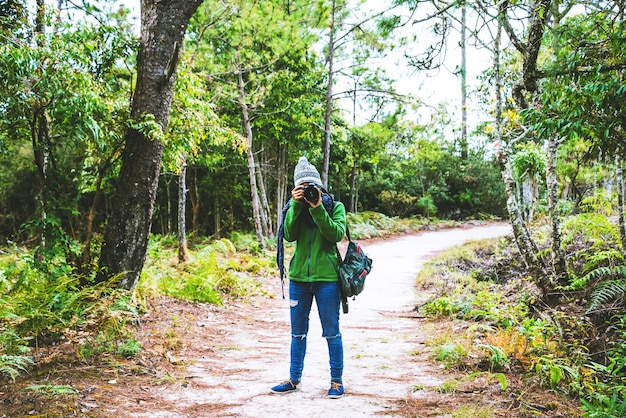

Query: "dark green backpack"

xmin=336 ymin=227 xmax=372 ymax=313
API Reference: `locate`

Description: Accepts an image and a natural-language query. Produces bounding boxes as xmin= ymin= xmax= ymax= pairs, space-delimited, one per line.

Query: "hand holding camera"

xmin=292 ymin=184 xmax=321 ymax=207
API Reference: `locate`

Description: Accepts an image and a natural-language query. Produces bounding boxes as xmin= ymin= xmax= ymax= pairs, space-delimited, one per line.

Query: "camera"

xmin=303 ymin=184 xmax=320 ymax=202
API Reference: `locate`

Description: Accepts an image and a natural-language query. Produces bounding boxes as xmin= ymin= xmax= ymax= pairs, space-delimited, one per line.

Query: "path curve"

xmin=132 ymin=223 xmax=512 ymax=418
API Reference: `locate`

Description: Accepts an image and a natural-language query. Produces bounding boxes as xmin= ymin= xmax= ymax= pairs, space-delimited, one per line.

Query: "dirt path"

xmin=112 ymin=223 xmax=512 ymax=418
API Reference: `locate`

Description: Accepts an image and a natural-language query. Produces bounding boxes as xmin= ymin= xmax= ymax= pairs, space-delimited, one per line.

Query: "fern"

xmin=588 ymin=278 xmax=626 ymax=313
xmin=25 ymin=384 xmax=77 ymax=396
xmin=570 ymin=265 xmax=626 ymax=291
xmin=0 ymin=355 xmax=33 ymax=381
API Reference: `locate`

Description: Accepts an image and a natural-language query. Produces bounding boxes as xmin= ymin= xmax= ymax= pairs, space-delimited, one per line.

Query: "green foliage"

xmin=25 ymin=384 xmax=77 ymax=396
xmin=533 ymin=354 xmax=581 ymax=391
xmin=587 ymin=278 xmax=626 ymax=314
xmin=567 ymin=252 xmax=625 ymax=291
xmin=138 ymin=234 xmax=269 ymax=304
xmin=561 ymin=201 xmax=621 ymax=281
xmin=475 ymin=344 xmax=509 ymax=372
xmin=581 ymin=391 xmax=626 ymax=418
xmin=582 ymin=315 xmax=626 ymax=416
xmin=422 ymin=296 xmax=459 ymax=317
xmin=0 ymin=354 xmax=33 ymax=382
xmin=419 ymin=236 xmax=590 ymax=397
xmin=512 ymin=142 xmax=546 ymax=181
xmin=0 ymin=243 xmax=141 ymax=379
xmin=116 ymin=337 xmax=142 ymax=359
xmin=432 ymin=343 xmax=469 ymax=369
xmin=129 ymin=114 xmax=164 ymax=143
xmin=416 ymin=194 xmax=437 ymax=218
xmin=378 ymin=190 xmax=417 ymax=218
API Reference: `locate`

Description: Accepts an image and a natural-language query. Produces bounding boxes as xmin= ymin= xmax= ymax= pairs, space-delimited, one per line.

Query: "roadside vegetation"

xmin=406 ymin=197 xmax=626 ymax=417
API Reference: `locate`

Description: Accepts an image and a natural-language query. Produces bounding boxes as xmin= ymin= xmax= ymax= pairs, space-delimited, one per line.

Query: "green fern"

xmin=588 ymin=278 xmax=626 ymax=313
xmin=571 ymin=265 xmax=626 ymax=291
xmin=25 ymin=384 xmax=77 ymax=396
xmin=0 ymin=355 xmax=33 ymax=381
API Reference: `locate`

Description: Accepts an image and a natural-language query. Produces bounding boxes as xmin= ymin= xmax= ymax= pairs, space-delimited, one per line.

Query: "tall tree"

xmin=98 ymin=0 xmax=203 ymax=290
xmin=191 ymin=0 xmax=323 ymax=245
xmin=459 ymin=1 xmax=467 ymax=160
xmin=320 ymin=0 xmax=400 ymax=187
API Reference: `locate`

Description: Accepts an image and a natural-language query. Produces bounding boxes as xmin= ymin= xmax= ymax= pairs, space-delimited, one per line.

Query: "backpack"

xmin=336 ymin=227 xmax=373 ymax=313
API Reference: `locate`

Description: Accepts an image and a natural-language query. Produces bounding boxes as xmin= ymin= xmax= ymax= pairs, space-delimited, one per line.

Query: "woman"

xmin=271 ymin=156 xmax=347 ymax=399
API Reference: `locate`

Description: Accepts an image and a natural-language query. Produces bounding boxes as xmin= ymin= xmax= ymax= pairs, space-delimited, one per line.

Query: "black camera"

xmin=303 ymin=184 xmax=320 ymax=202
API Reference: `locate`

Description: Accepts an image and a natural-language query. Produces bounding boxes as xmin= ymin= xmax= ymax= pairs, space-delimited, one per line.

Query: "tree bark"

xmin=493 ymin=16 xmax=542 ymax=273
xmin=178 ymin=163 xmax=189 ymax=263
xmin=190 ymin=167 xmax=200 ymax=235
xmin=98 ymin=0 xmax=202 ymax=289
xmin=460 ymin=1 xmax=468 ymax=160
xmin=236 ymin=52 xmax=265 ymax=249
xmin=617 ymin=154 xmax=626 ymax=252
xmin=501 ymin=0 xmax=552 ymax=110
xmin=546 ymin=136 xmax=565 ymax=277
xmin=255 ymin=163 xmax=273 ymax=238
xmin=349 ymin=159 xmax=357 ymax=213
xmin=163 ymin=173 xmax=173 ymax=234
xmin=321 ymin=0 xmax=337 ymax=188
xmin=275 ymin=143 xmax=288 ymax=234
xmin=32 ymin=0 xmax=48 ymax=252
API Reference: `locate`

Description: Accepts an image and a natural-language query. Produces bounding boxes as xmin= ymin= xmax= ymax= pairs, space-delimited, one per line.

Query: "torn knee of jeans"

xmin=324 ymin=333 xmax=342 ymax=340
xmin=289 ymin=299 xmax=298 ymax=307
xmin=292 ymin=334 xmax=307 ymax=340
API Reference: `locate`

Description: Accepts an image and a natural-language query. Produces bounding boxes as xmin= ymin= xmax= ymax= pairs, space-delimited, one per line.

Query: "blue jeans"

xmin=289 ymin=280 xmax=343 ymax=384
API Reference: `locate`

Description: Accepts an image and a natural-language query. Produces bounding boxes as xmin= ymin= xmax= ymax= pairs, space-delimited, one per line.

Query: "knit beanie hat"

xmin=293 ymin=156 xmax=322 ymax=186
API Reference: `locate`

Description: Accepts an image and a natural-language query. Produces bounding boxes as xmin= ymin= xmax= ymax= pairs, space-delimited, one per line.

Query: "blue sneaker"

xmin=271 ymin=380 xmax=299 ymax=394
xmin=327 ymin=382 xmax=344 ymax=398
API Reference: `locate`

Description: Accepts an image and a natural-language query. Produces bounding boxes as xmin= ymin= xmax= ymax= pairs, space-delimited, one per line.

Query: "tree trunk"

xmin=617 ymin=154 xmax=626 ymax=252
xmin=275 ymin=143 xmax=288 ymax=234
xmin=460 ymin=1 xmax=468 ymax=160
xmin=178 ymin=163 xmax=189 ymax=263
xmin=321 ymin=0 xmax=337 ymax=188
xmin=33 ymin=0 xmax=48 ymax=252
xmin=236 ymin=54 xmax=265 ymax=249
xmin=497 ymin=0 xmax=554 ymax=296
xmin=190 ymin=167 xmax=200 ymax=235
xmin=98 ymin=0 xmax=202 ymax=289
xmin=546 ymin=136 xmax=565 ymax=277
xmin=255 ymin=162 xmax=273 ymax=238
xmin=214 ymin=193 xmax=221 ymax=239
xmin=493 ymin=18 xmax=541 ymax=272
xmin=163 ymin=173 xmax=173 ymax=234
xmin=349 ymin=160 xmax=357 ymax=213
xmin=82 ymin=170 xmax=104 ymax=268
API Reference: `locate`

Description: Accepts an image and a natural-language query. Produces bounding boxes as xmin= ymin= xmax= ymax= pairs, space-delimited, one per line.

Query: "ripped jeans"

xmin=289 ymin=280 xmax=343 ymax=384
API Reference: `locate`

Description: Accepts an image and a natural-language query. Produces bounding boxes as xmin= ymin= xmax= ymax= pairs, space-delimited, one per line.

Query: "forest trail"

xmin=110 ymin=223 xmax=513 ymax=418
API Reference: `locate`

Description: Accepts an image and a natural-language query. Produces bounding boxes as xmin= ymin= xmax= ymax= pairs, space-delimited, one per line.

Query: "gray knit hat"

xmin=293 ymin=156 xmax=322 ymax=186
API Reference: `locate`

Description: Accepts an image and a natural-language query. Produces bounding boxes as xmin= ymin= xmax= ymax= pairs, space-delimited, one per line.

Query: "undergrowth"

xmin=417 ymin=212 xmax=626 ymax=417
xmin=0 ymin=211 xmax=431 ymax=383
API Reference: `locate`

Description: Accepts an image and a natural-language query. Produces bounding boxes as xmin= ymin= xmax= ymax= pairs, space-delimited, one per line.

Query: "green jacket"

xmin=284 ymin=198 xmax=346 ymax=282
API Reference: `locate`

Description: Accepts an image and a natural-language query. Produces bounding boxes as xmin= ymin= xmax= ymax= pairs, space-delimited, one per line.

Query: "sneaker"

xmin=327 ymin=382 xmax=344 ymax=398
xmin=270 ymin=380 xmax=299 ymax=394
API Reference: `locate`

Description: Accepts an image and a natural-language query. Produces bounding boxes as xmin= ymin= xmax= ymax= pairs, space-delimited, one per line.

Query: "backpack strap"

xmin=336 ymin=224 xmax=350 ymax=314
xmin=276 ymin=201 xmax=291 ymax=299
